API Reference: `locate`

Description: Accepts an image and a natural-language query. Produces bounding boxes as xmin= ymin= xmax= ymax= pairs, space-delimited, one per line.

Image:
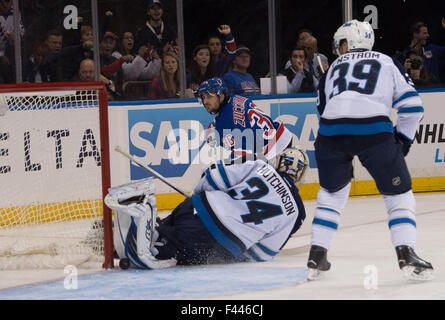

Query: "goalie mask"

xmin=276 ymin=147 xmax=309 ymax=186
xmin=332 ymin=20 xmax=374 ymax=56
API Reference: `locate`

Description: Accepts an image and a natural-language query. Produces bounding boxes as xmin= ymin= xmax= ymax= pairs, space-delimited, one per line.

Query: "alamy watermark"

xmin=64 ymin=265 xmax=78 ymax=290
xmin=363 ymin=265 xmax=378 ymax=290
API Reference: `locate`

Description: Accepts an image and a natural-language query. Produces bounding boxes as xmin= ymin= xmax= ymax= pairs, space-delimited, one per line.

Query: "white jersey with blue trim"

xmin=317 ymin=49 xmax=423 ymax=141
xmin=191 ymin=160 xmax=305 ymax=262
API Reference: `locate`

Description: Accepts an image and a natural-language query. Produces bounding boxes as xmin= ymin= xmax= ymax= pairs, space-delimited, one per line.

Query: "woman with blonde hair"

xmin=148 ymin=51 xmax=180 ymax=99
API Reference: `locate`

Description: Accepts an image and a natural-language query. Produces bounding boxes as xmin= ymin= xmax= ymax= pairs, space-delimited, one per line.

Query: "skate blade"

xmin=307 ymin=268 xmax=326 ymax=281
xmin=402 ymin=266 xmax=434 ymax=281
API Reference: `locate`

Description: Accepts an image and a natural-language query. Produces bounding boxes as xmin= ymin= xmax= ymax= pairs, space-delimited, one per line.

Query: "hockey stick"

xmin=316 ymin=54 xmax=325 ymax=75
xmin=114 ymin=146 xmax=190 ymax=199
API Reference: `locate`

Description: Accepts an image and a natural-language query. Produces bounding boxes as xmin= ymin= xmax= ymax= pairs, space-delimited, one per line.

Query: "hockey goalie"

xmin=104 ymin=147 xmax=309 ymax=269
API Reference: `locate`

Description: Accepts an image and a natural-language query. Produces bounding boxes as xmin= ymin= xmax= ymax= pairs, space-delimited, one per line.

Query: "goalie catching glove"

xmin=104 ymin=178 xmax=176 ymax=269
xmin=104 ymin=177 xmax=156 ymax=218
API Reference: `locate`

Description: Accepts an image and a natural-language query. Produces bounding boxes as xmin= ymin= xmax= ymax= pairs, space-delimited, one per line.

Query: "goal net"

xmin=0 ymin=82 xmax=113 ymax=270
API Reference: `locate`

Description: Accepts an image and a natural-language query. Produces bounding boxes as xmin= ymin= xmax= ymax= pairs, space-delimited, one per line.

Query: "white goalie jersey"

xmin=192 ymin=160 xmax=305 ymax=262
xmin=317 ymin=50 xmax=424 ymax=142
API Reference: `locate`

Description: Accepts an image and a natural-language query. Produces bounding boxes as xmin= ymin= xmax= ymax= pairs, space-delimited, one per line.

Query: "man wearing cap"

xmin=222 ymin=45 xmax=260 ymax=96
xmin=135 ymin=0 xmax=177 ymax=56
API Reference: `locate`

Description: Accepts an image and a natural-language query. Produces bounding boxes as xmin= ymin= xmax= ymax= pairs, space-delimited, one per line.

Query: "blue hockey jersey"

xmin=206 ymin=95 xmax=293 ymax=160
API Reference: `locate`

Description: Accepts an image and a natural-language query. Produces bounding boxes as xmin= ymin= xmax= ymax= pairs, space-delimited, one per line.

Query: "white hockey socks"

xmin=384 ymin=190 xmax=417 ymax=249
xmin=310 ymin=183 xmax=351 ymax=250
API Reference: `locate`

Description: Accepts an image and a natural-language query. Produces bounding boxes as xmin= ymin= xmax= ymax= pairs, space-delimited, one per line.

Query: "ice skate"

xmin=307 ymin=245 xmax=331 ymax=280
xmin=396 ymin=245 xmax=433 ymax=281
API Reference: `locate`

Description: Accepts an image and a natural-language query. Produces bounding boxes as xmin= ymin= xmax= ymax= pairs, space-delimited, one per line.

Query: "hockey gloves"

xmin=104 ymin=177 xmax=156 ymax=218
xmin=394 ymin=127 xmax=412 ymax=157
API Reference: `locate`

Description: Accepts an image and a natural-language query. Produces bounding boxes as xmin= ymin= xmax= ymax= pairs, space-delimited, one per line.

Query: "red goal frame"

xmin=0 ymin=81 xmax=114 ymax=269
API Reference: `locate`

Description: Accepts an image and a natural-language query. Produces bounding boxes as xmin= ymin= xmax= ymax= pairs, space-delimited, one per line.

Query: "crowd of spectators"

xmin=0 ymin=0 xmax=444 ymax=101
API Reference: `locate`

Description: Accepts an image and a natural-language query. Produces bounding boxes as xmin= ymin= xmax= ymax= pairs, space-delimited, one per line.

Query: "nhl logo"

xmin=392 ymin=177 xmax=401 ymax=186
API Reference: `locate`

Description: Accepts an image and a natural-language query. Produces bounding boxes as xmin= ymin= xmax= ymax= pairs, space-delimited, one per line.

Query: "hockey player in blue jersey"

xmin=307 ymin=20 xmax=433 ymax=281
xmin=104 ymin=147 xmax=308 ymax=269
xmin=197 ymin=77 xmax=293 ymax=164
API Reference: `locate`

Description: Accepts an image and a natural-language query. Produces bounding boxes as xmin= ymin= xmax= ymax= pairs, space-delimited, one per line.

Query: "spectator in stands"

xmin=100 ymin=31 xmax=134 ymax=98
xmin=403 ymin=50 xmax=436 ymax=88
xmin=403 ymin=20 xmax=445 ymax=83
xmin=279 ymin=46 xmax=318 ymax=93
xmin=80 ymin=25 xmax=94 ymax=48
xmin=45 ymin=29 xmax=63 ymax=53
xmin=56 ymin=25 xmax=94 ymax=81
xmin=0 ymin=0 xmax=24 ymax=58
xmin=43 ymin=29 xmax=63 ymax=83
xmin=112 ymin=31 xmax=161 ymax=81
xmin=299 ymin=36 xmax=329 ymax=80
xmin=76 ymin=58 xmax=118 ymax=101
xmin=284 ymin=35 xmax=328 ymax=81
xmin=207 ymin=25 xmax=237 ymax=77
xmin=148 ymin=51 xmax=180 ymax=99
xmin=222 ymin=45 xmax=260 ymax=96
xmin=0 ymin=0 xmax=24 ymax=83
xmin=22 ymin=42 xmax=58 ymax=83
xmin=112 ymin=31 xmax=136 ymax=58
xmin=77 ymin=58 xmax=95 ymax=82
xmin=186 ymin=44 xmax=217 ymax=97
xmin=135 ymin=0 xmax=177 ymax=57
xmin=296 ymin=28 xmax=313 ymax=46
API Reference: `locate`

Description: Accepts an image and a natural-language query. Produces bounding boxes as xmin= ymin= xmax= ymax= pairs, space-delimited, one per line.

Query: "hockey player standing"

xmin=307 ymin=20 xmax=433 ymax=281
xmin=197 ymin=77 xmax=293 ymax=164
xmin=105 ymin=147 xmax=309 ymax=269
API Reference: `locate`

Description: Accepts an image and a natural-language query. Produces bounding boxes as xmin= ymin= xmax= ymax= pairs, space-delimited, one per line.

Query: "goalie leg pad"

xmin=112 ymin=199 xmax=176 ymax=269
xmin=134 ymin=214 xmax=176 ymax=269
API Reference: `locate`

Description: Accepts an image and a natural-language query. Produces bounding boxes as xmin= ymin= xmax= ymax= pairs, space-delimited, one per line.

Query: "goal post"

xmin=0 ymin=82 xmax=114 ymax=269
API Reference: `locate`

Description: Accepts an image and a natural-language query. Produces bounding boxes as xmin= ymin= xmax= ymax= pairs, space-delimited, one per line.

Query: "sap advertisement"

xmin=108 ymin=91 xmax=445 ymax=196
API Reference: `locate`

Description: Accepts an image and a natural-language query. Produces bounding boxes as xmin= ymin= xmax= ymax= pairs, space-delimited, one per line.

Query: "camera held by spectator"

xmin=403 ymin=51 xmax=436 ymax=87
xmin=408 ymin=57 xmax=422 ymax=70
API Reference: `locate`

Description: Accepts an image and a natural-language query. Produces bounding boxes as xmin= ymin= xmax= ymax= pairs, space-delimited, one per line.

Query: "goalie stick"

xmin=114 ymin=146 xmax=190 ymax=199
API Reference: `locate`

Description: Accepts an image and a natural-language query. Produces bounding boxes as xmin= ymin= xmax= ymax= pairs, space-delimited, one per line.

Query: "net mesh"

xmin=0 ymin=89 xmax=106 ymax=269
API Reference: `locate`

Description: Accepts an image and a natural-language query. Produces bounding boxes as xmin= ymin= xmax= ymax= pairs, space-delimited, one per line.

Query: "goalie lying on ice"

xmin=104 ymin=147 xmax=309 ymax=269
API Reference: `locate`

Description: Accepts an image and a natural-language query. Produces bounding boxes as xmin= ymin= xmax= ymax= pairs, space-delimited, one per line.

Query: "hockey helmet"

xmin=276 ymin=147 xmax=309 ymax=186
xmin=332 ymin=20 xmax=374 ymax=56
xmin=198 ymin=77 xmax=227 ymax=100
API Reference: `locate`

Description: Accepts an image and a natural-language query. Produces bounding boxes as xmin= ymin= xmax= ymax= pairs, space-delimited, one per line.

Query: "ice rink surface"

xmin=0 ymin=192 xmax=443 ymax=300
